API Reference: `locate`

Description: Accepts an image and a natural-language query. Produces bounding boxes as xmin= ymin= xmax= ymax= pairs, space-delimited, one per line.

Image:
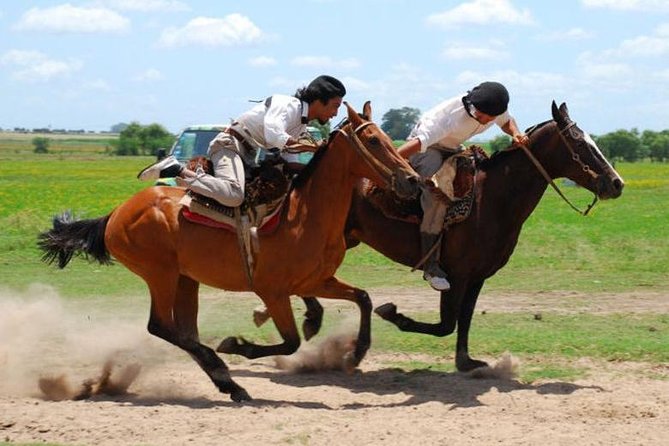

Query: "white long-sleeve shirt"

xmin=411 ymin=94 xmax=511 ymax=152
xmin=235 ymin=94 xmax=308 ymax=149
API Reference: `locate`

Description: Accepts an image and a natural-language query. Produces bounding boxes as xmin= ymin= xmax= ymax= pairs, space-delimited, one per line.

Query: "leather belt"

xmin=227 ymin=128 xmax=255 ymax=153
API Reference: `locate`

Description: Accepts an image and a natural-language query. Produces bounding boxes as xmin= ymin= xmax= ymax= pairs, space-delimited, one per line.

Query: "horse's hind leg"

xmin=251 ymin=296 xmax=323 ymax=341
xmin=147 ymin=274 xmax=250 ymax=402
xmin=217 ymin=294 xmax=301 ymax=358
xmin=374 ymin=283 xmax=463 ymax=337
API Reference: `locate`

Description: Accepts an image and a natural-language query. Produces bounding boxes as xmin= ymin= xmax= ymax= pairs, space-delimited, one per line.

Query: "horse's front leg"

xmin=217 ymin=294 xmax=301 ymax=359
xmin=309 ymin=277 xmax=372 ymax=369
xmin=374 ymin=283 xmax=465 ymax=337
xmin=455 ymin=280 xmax=489 ymax=372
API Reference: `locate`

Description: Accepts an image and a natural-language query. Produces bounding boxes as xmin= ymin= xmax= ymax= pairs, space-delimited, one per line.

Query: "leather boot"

xmin=420 ymin=232 xmax=451 ymax=291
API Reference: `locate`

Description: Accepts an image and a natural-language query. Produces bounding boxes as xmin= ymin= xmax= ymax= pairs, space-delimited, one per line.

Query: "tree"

xmin=32 ymin=136 xmax=50 ymax=154
xmin=110 ymin=122 xmax=129 ymax=133
xmin=488 ymin=134 xmax=512 ymax=153
xmin=594 ymin=129 xmax=642 ymax=162
xmin=112 ymin=122 xmax=174 ymax=156
xmin=381 ymin=107 xmax=421 ymax=141
xmin=642 ymin=130 xmax=669 ymax=162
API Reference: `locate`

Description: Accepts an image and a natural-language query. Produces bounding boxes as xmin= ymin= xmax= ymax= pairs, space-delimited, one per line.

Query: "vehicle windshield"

xmin=171 ymin=130 xmax=221 ymax=162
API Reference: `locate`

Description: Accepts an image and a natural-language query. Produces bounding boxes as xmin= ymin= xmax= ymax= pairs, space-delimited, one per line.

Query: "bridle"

xmin=518 ymin=121 xmax=599 ymax=216
xmin=333 ymin=121 xmax=400 ymax=190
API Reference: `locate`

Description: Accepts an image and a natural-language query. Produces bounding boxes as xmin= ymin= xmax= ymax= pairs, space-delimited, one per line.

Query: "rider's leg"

xmin=180 ymin=134 xmax=246 ymax=207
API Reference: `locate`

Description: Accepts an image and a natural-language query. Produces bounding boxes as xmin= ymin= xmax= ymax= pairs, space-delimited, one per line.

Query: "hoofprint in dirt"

xmin=1 ymin=355 xmax=668 ymax=446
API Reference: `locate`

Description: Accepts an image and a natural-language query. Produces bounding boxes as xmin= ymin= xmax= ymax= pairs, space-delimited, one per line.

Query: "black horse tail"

xmin=38 ymin=211 xmax=112 ymax=269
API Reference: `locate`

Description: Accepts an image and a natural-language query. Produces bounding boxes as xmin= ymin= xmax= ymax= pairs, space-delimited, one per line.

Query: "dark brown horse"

xmin=291 ymin=101 xmax=624 ymax=371
xmin=38 ymin=102 xmax=419 ymax=402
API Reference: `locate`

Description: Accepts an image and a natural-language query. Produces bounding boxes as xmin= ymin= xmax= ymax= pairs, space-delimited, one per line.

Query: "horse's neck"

xmin=287 ymin=147 xmax=356 ymax=234
xmin=478 ymin=141 xmax=552 ymax=231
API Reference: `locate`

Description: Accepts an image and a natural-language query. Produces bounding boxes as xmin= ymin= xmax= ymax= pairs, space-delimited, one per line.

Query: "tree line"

xmin=29 ymin=111 xmax=669 ymax=162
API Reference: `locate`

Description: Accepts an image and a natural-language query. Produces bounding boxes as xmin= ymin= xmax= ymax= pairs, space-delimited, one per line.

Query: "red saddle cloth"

xmin=181 ymin=207 xmax=282 ymax=234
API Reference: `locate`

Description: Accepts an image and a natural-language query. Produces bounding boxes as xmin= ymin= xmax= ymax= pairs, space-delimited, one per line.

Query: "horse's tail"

xmin=38 ymin=211 xmax=112 ymax=269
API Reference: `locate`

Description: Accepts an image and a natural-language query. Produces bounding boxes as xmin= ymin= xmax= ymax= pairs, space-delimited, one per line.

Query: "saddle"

xmin=179 ymin=155 xmax=291 ymax=234
xmin=365 ymin=145 xmax=488 ymax=228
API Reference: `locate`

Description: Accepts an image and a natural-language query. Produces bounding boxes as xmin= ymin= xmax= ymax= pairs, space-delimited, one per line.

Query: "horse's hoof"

xmin=456 ymin=356 xmax=489 ymax=372
xmin=230 ymin=387 xmax=252 ymax=403
xmin=302 ymin=319 xmax=320 ymax=341
xmin=216 ymin=337 xmax=239 ymax=354
xmin=374 ymin=302 xmax=397 ymax=320
xmin=341 ymin=351 xmax=358 ymax=375
xmin=252 ymin=305 xmax=270 ymax=327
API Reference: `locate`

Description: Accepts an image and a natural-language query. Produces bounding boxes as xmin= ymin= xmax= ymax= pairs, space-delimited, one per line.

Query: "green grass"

xmin=1 ymin=153 xmax=668 ymax=294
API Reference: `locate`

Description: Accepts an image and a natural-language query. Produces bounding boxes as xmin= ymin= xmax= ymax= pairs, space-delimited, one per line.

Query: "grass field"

xmin=1 ymin=145 xmax=668 ymax=382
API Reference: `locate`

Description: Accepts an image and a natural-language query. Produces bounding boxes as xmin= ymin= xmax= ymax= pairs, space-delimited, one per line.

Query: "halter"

xmin=518 ymin=121 xmax=599 ymax=216
xmin=333 ymin=121 xmax=397 ymax=190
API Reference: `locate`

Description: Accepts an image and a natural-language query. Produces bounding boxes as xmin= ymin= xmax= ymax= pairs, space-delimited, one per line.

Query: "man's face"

xmin=314 ymin=97 xmax=343 ymax=124
xmin=472 ymin=109 xmax=496 ymax=125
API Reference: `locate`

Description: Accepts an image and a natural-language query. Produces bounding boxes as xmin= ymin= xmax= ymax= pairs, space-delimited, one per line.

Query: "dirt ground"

xmin=1 ymin=288 xmax=668 ymax=446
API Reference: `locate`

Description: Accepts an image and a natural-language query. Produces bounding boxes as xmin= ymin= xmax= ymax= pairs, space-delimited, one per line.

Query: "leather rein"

xmin=333 ymin=121 xmax=398 ymax=190
xmin=518 ymin=121 xmax=598 ymax=216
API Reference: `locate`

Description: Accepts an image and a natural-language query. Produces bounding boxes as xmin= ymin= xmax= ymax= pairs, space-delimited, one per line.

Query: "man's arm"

xmin=397 ymin=138 xmax=422 ymax=159
xmin=501 ymin=117 xmax=529 ymax=146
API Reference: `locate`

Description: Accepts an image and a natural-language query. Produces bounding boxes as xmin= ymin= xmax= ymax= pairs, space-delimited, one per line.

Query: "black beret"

xmin=307 ymin=75 xmax=346 ymax=97
xmin=466 ymin=81 xmax=509 ymax=116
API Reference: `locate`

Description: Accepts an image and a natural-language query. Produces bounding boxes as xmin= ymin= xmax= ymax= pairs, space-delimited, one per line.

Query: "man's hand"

xmin=512 ymin=133 xmax=530 ymax=147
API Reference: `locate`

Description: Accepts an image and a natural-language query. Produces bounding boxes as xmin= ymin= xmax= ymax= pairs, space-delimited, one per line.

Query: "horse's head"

xmin=549 ymin=101 xmax=624 ymax=200
xmin=336 ymin=101 xmax=419 ymax=198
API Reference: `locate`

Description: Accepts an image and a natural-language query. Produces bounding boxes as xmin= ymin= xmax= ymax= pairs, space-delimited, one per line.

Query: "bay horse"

xmin=38 ymin=102 xmax=419 ymax=402
xmin=289 ymin=101 xmax=624 ymax=372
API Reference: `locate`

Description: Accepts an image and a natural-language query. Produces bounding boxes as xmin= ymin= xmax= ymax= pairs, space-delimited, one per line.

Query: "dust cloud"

xmin=0 ymin=284 xmax=170 ymax=399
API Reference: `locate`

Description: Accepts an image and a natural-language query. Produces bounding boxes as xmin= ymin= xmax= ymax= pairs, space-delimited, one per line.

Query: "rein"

xmin=518 ymin=121 xmax=598 ymax=216
xmin=334 ymin=122 xmax=395 ymax=189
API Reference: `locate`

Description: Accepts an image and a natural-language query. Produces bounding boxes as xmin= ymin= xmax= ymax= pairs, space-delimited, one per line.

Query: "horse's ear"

xmin=551 ymin=100 xmax=559 ymax=121
xmin=362 ymin=101 xmax=372 ymax=120
xmin=551 ymin=100 xmax=571 ymax=126
xmin=345 ymin=101 xmax=363 ymax=127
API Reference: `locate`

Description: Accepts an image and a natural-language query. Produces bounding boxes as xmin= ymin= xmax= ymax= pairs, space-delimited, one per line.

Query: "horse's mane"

xmin=477 ymin=119 xmax=554 ymax=170
xmin=290 ymin=117 xmax=369 ymax=190
xmin=289 ymin=135 xmax=331 ymax=190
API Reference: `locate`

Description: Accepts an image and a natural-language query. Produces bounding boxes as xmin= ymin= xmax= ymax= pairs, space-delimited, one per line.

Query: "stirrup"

xmin=423 ymin=271 xmax=451 ymax=291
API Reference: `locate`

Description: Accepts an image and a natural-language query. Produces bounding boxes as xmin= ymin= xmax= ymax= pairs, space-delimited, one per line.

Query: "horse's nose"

xmin=598 ymin=174 xmax=624 ymax=199
xmin=393 ymin=168 xmax=420 ymax=199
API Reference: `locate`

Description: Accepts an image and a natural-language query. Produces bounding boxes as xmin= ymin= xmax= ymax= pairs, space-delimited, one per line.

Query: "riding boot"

xmin=421 ymin=232 xmax=451 ymax=291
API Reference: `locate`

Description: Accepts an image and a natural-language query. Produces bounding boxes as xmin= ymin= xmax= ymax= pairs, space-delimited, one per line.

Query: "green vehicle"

xmin=159 ymin=124 xmax=323 ymax=163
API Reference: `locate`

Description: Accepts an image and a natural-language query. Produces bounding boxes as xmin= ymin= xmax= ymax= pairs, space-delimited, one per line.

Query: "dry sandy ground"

xmin=1 ymin=287 xmax=668 ymax=446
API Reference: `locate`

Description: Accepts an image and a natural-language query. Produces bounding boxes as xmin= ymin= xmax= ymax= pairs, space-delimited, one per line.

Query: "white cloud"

xmin=99 ymin=0 xmax=190 ymax=12
xmin=248 ymin=56 xmax=277 ymax=67
xmin=581 ymin=0 xmax=669 ymax=12
xmin=158 ymin=14 xmax=264 ymax=48
xmin=1 ymin=49 xmax=82 ymax=82
xmin=426 ymin=0 xmax=534 ymax=28
xmin=441 ymin=42 xmax=509 ymax=60
xmin=290 ymin=56 xmax=360 ymax=69
xmin=600 ymin=25 xmax=669 ymax=58
xmin=539 ymin=27 xmax=594 ymax=41
xmin=133 ymin=68 xmax=164 ymax=82
xmin=14 ymin=4 xmax=129 ymax=33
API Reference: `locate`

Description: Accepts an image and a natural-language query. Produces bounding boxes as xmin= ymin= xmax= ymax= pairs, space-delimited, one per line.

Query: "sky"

xmin=1 ymin=0 xmax=668 ymax=136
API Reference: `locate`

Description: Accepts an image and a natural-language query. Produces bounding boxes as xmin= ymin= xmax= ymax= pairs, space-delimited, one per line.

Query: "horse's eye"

xmin=368 ymin=136 xmax=380 ymax=145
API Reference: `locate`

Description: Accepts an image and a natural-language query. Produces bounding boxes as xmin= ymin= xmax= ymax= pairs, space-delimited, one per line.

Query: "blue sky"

xmin=1 ymin=0 xmax=668 ymax=136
